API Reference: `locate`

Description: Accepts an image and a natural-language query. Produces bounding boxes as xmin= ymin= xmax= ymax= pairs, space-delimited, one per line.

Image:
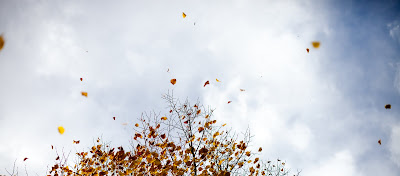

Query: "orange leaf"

xmin=161 ymin=117 xmax=168 ymax=120
xmin=81 ymin=92 xmax=88 ymax=97
xmin=23 ymin=158 xmax=28 ymax=161
xmin=170 ymin=79 xmax=177 ymax=85
xmin=222 ymin=123 xmax=226 ymax=127
xmin=135 ymin=123 xmax=139 ymax=127
xmin=216 ymin=79 xmax=221 ymax=82
xmin=196 ymin=110 xmax=201 ymax=115
xmin=182 ymin=12 xmax=186 ymax=18
xmin=312 ymin=41 xmax=320 ymax=48
xmin=204 ymin=80 xmax=210 ymax=87
xmin=306 ymin=48 xmax=309 ymax=53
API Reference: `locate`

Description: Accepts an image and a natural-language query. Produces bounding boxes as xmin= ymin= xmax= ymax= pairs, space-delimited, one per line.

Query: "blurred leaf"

xmin=182 ymin=12 xmax=186 ymax=18
xmin=378 ymin=139 xmax=382 ymax=145
xmin=216 ymin=79 xmax=221 ymax=82
xmin=58 ymin=126 xmax=65 ymax=135
xmin=227 ymin=101 xmax=232 ymax=104
xmin=204 ymin=80 xmax=210 ymax=87
xmin=170 ymin=79 xmax=177 ymax=85
xmin=23 ymin=158 xmax=28 ymax=161
xmin=73 ymin=140 xmax=80 ymax=144
xmin=161 ymin=117 xmax=168 ymax=120
xmin=81 ymin=92 xmax=88 ymax=97
xmin=135 ymin=123 xmax=139 ymax=127
xmin=113 ymin=117 xmax=116 ymax=120
xmin=385 ymin=104 xmax=391 ymax=109
xmin=306 ymin=48 xmax=309 ymax=53
xmin=312 ymin=41 xmax=320 ymax=48
xmin=0 ymin=35 xmax=4 ymax=51
xmin=240 ymin=89 xmax=245 ymax=91
xmin=80 ymin=78 xmax=82 ymax=81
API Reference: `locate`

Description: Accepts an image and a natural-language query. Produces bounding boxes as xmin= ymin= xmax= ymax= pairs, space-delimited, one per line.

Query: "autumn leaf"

xmin=184 ymin=120 xmax=188 ymax=124
xmin=378 ymin=139 xmax=382 ymax=145
xmin=51 ymin=145 xmax=53 ymax=149
xmin=81 ymin=92 xmax=88 ymax=97
xmin=204 ymin=80 xmax=210 ymax=87
xmin=196 ymin=110 xmax=201 ymax=115
xmin=161 ymin=117 xmax=168 ymax=120
xmin=113 ymin=117 xmax=116 ymax=120
xmin=182 ymin=12 xmax=186 ymax=18
xmin=222 ymin=123 xmax=226 ymax=127
xmin=240 ymin=89 xmax=245 ymax=91
xmin=312 ymin=41 xmax=320 ymax=48
xmin=56 ymin=156 xmax=60 ymax=160
xmin=385 ymin=104 xmax=391 ymax=109
xmin=169 ymin=109 xmax=173 ymax=113
xmin=198 ymin=127 xmax=204 ymax=133
xmin=216 ymin=79 xmax=221 ymax=82
xmin=306 ymin=48 xmax=309 ymax=53
xmin=258 ymin=147 xmax=262 ymax=152
xmin=135 ymin=123 xmax=139 ymax=127
xmin=73 ymin=140 xmax=80 ymax=144
xmin=227 ymin=101 xmax=232 ymax=104
xmin=170 ymin=79 xmax=177 ymax=85
xmin=23 ymin=158 xmax=28 ymax=161
xmin=58 ymin=126 xmax=65 ymax=135
xmin=0 ymin=35 xmax=4 ymax=51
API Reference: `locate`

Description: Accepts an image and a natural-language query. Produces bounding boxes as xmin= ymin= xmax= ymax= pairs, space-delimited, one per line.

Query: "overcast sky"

xmin=1 ymin=0 xmax=400 ymax=175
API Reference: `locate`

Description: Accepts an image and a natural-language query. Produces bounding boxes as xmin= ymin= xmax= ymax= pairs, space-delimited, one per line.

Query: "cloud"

xmin=388 ymin=20 xmax=400 ymax=44
xmin=390 ymin=123 xmax=400 ymax=167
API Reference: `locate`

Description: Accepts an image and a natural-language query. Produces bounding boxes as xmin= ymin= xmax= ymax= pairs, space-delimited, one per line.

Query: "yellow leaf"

xmin=222 ymin=123 xmax=226 ymax=127
xmin=58 ymin=126 xmax=65 ymax=134
xmin=0 ymin=35 xmax=4 ymax=51
xmin=81 ymin=92 xmax=88 ymax=97
xmin=161 ymin=117 xmax=168 ymax=120
xmin=216 ymin=79 xmax=221 ymax=82
xmin=182 ymin=12 xmax=186 ymax=18
xmin=312 ymin=41 xmax=320 ymax=48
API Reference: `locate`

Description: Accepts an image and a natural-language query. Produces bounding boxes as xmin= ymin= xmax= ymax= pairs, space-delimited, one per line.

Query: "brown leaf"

xmin=80 ymin=78 xmax=82 ymax=81
xmin=0 ymin=35 xmax=4 ymax=51
xmin=312 ymin=41 xmax=320 ymax=48
xmin=23 ymin=158 xmax=28 ymax=161
xmin=306 ymin=48 xmax=309 ymax=53
xmin=385 ymin=104 xmax=391 ymax=109
xmin=227 ymin=101 xmax=232 ymax=104
xmin=204 ymin=80 xmax=210 ymax=87
xmin=240 ymin=89 xmax=245 ymax=91
xmin=378 ymin=139 xmax=382 ymax=145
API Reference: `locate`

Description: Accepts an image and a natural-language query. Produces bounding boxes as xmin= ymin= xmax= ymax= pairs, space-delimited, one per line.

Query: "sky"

xmin=1 ymin=0 xmax=400 ymax=175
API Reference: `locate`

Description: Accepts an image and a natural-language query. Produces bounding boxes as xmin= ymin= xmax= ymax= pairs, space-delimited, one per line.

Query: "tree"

xmin=48 ymin=92 xmax=300 ymax=176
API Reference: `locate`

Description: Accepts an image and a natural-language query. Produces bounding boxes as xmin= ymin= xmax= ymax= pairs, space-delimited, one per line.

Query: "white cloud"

xmin=390 ymin=123 xmax=400 ymax=167
xmin=388 ymin=21 xmax=400 ymax=43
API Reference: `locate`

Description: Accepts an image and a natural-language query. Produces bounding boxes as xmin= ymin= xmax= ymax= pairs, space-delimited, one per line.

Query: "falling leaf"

xmin=281 ymin=168 xmax=284 ymax=172
xmin=135 ymin=123 xmax=139 ymax=127
xmin=113 ymin=117 xmax=116 ymax=120
xmin=122 ymin=123 xmax=128 ymax=126
xmin=56 ymin=156 xmax=60 ymax=160
xmin=81 ymin=92 xmax=88 ymax=97
xmin=204 ymin=80 xmax=210 ymax=87
xmin=196 ymin=110 xmax=201 ymax=115
xmin=385 ymin=104 xmax=391 ymax=109
xmin=227 ymin=101 xmax=232 ymax=104
xmin=23 ymin=158 xmax=28 ymax=161
xmin=169 ymin=109 xmax=173 ymax=113
xmin=216 ymin=79 xmax=221 ymax=82
xmin=0 ymin=35 xmax=4 ymax=51
xmin=282 ymin=162 xmax=285 ymax=165
xmin=184 ymin=120 xmax=188 ymax=124
xmin=182 ymin=12 xmax=186 ymax=18
xmin=73 ymin=140 xmax=80 ymax=144
xmin=205 ymin=115 xmax=209 ymax=118
xmin=240 ymin=89 xmax=245 ymax=91
xmin=312 ymin=41 xmax=320 ymax=48
xmin=80 ymin=78 xmax=82 ymax=81
xmin=170 ymin=79 xmax=177 ymax=85
xmin=51 ymin=145 xmax=53 ymax=149
xmin=58 ymin=126 xmax=65 ymax=135
xmin=222 ymin=123 xmax=226 ymax=127
xmin=161 ymin=117 xmax=168 ymax=120
xmin=258 ymin=147 xmax=262 ymax=152
xmin=378 ymin=139 xmax=382 ymax=145
xmin=306 ymin=48 xmax=309 ymax=53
